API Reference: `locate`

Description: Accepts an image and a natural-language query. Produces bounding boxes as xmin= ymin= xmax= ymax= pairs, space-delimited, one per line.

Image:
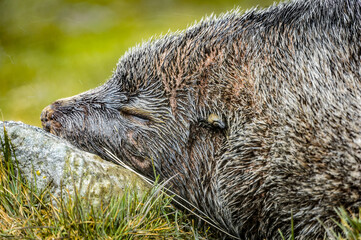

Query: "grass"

xmin=0 ymin=0 xmax=276 ymax=126
xmin=330 ymin=208 xmax=361 ymax=240
xmin=0 ymin=127 xmax=216 ymax=239
xmin=1 ymin=125 xmax=361 ymax=239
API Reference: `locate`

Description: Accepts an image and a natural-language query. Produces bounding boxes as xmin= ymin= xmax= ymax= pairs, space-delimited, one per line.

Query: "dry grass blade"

xmin=104 ymin=147 xmax=241 ymax=240
xmin=0 ymin=127 xmax=217 ymax=239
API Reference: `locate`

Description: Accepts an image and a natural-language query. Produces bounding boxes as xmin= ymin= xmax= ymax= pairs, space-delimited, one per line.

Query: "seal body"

xmin=41 ymin=0 xmax=361 ymax=238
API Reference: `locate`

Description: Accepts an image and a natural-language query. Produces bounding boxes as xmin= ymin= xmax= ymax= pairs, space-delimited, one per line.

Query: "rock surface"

xmin=0 ymin=121 xmax=149 ymax=205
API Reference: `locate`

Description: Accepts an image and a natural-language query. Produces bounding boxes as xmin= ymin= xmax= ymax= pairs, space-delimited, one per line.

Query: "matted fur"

xmin=41 ymin=0 xmax=361 ymax=238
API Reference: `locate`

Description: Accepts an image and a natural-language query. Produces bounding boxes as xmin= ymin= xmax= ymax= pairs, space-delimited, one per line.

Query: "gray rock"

xmin=0 ymin=121 xmax=150 ymax=205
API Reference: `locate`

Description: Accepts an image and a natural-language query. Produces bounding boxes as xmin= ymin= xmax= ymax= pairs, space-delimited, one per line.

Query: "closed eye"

xmin=120 ymin=106 xmax=152 ymax=123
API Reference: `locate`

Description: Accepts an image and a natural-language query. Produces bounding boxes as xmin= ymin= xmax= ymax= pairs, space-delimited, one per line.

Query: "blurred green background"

xmin=0 ymin=0 xmax=275 ymax=127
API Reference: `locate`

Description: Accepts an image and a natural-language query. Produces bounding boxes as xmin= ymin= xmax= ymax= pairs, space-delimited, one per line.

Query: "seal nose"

xmin=41 ymin=100 xmax=64 ymax=133
xmin=41 ymin=104 xmax=56 ymax=132
xmin=41 ymin=98 xmax=76 ymax=133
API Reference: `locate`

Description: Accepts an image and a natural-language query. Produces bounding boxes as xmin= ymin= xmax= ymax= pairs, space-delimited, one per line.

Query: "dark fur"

xmin=41 ymin=0 xmax=361 ymax=238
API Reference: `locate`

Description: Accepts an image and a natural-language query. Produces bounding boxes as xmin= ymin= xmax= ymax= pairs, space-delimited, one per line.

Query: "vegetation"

xmin=0 ymin=0 xmax=275 ymax=126
xmin=0 ymin=127 xmax=217 ymax=239
xmin=330 ymin=208 xmax=361 ymax=240
xmin=1 ymin=125 xmax=361 ymax=239
xmin=1 ymin=1 xmax=361 ymax=239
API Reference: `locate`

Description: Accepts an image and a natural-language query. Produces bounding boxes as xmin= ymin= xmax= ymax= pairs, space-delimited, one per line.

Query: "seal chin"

xmin=41 ymin=104 xmax=62 ymax=135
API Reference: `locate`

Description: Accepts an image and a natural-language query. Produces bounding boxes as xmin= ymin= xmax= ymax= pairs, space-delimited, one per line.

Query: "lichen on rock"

xmin=0 ymin=121 xmax=149 ymax=205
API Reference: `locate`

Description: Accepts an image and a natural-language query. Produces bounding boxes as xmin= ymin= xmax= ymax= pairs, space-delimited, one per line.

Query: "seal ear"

xmin=207 ymin=113 xmax=226 ymax=129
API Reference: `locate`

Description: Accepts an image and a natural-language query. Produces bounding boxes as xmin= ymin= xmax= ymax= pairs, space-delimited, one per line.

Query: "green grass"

xmin=330 ymin=208 xmax=361 ymax=240
xmin=0 ymin=0 xmax=276 ymax=127
xmin=0 ymin=127 xmax=217 ymax=239
xmin=1 ymin=126 xmax=361 ymax=239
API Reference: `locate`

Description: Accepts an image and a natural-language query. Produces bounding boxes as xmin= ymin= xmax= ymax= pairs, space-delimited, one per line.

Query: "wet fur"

xmin=41 ymin=0 xmax=361 ymax=239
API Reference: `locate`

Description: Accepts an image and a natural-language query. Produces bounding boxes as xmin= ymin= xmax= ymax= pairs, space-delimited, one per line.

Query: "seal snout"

xmin=41 ymin=102 xmax=62 ymax=134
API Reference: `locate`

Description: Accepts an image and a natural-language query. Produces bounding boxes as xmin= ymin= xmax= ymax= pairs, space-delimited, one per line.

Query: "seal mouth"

xmin=41 ymin=104 xmax=62 ymax=135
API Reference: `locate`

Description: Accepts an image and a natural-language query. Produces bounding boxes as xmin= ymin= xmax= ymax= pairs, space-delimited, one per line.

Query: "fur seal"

xmin=41 ymin=0 xmax=361 ymax=238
